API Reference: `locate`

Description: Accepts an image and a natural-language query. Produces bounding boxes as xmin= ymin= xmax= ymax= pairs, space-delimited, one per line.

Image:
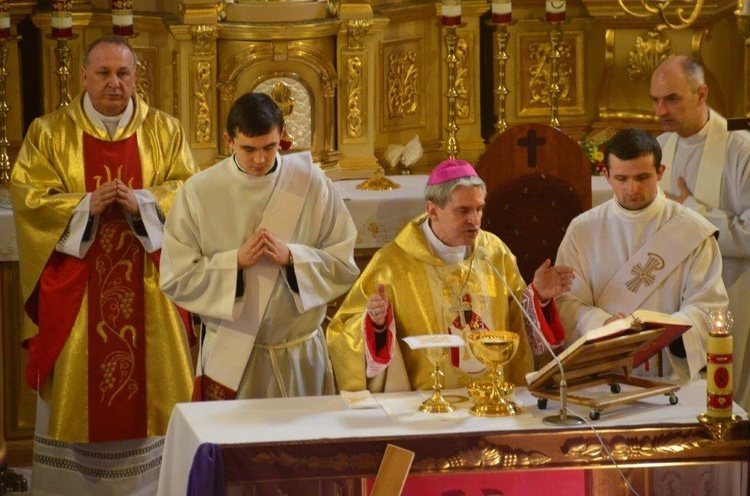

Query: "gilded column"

xmin=189 ymin=25 xmax=217 ymax=150
xmin=336 ymin=13 xmax=386 ymax=179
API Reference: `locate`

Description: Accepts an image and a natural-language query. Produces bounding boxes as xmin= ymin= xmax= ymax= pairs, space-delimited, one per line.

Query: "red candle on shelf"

xmin=112 ymin=0 xmax=134 ymax=37
xmin=441 ymin=0 xmax=461 ymax=26
xmin=545 ymin=0 xmax=566 ymax=22
xmin=51 ymin=0 xmax=73 ymax=38
xmin=492 ymin=0 xmax=512 ymax=24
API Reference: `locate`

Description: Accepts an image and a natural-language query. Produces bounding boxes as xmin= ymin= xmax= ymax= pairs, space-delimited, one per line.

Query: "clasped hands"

xmin=90 ymin=179 xmax=139 ymax=216
xmin=237 ymin=228 xmax=291 ymax=269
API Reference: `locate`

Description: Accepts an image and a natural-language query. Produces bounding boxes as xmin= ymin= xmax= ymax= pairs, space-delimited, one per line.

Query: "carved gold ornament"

xmin=412 ymin=439 xmax=551 ymax=469
xmin=387 ymin=50 xmax=419 ymax=119
xmin=628 ymin=29 xmax=672 ymax=81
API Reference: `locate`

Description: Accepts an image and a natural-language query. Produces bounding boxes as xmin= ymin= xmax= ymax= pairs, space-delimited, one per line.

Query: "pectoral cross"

xmin=451 ymin=294 xmax=471 ymax=328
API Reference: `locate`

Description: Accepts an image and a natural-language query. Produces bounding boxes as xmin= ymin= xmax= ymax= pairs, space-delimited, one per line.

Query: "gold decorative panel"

xmin=627 ymin=29 xmax=672 ymax=82
xmin=516 ymin=30 xmax=585 ymax=118
xmin=134 ymin=47 xmax=159 ymax=108
xmin=455 ymin=32 xmax=473 ymax=123
xmin=342 ymin=52 xmax=366 ymax=143
xmin=190 ymin=25 xmax=217 ymax=149
xmin=380 ymin=37 xmax=424 ymax=132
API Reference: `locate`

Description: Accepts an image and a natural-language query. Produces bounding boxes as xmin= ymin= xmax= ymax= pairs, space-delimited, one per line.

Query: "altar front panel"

xmin=157 ymin=381 xmax=750 ymax=496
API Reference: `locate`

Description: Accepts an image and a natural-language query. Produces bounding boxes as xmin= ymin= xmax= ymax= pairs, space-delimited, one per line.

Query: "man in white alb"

xmin=160 ymin=92 xmax=360 ymax=401
xmin=556 ymin=127 xmax=728 ymax=380
xmin=650 ymin=55 xmax=750 ymax=407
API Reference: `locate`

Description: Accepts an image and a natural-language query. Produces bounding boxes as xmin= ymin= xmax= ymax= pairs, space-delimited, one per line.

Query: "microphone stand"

xmin=476 ymin=249 xmax=585 ymax=426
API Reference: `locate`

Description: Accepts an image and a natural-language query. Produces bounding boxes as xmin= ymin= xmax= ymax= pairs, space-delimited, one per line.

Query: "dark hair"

xmin=83 ymin=36 xmax=137 ymax=68
xmin=226 ymin=92 xmax=284 ymax=138
xmin=604 ymin=127 xmax=662 ymax=172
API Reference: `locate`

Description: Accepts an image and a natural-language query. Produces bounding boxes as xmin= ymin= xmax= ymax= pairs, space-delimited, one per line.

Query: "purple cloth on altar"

xmin=187 ymin=442 xmax=226 ymax=496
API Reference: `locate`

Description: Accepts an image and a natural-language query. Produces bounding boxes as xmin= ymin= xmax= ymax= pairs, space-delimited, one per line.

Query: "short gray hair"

xmin=83 ymin=36 xmax=138 ymax=68
xmin=679 ymin=57 xmax=705 ymax=91
xmin=424 ymin=176 xmax=486 ymax=208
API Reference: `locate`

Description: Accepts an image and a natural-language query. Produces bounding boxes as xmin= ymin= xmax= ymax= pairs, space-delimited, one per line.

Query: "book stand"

xmin=527 ymin=328 xmax=680 ymax=420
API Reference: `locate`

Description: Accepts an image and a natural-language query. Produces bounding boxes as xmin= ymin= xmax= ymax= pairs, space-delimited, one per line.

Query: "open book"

xmin=526 ymin=309 xmax=692 ymax=386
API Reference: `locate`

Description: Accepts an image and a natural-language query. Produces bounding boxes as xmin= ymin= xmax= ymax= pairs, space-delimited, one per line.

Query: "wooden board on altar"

xmin=527 ymin=328 xmax=680 ymax=420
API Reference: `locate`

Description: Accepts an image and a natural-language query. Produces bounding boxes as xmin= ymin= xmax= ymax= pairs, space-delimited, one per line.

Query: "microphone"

xmin=475 ymin=247 xmax=584 ymax=426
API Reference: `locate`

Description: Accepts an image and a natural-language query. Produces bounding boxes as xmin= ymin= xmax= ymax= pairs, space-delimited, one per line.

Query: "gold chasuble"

xmin=327 ymin=214 xmax=533 ymax=392
xmin=11 ymin=93 xmax=196 ymax=443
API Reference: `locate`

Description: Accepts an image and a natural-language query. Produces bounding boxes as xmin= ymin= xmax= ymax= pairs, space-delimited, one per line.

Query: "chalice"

xmin=467 ymin=330 xmax=521 ymax=417
xmin=419 ymin=346 xmax=455 ymax=413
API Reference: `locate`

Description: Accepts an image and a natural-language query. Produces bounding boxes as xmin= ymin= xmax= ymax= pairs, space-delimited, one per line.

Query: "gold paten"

xmin=356 ymin=167 xmax=400 ymax=191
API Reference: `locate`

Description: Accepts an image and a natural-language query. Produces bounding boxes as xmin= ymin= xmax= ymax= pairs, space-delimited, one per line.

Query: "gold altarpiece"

xmin=1 ymin=0 xmax=749 ymax=464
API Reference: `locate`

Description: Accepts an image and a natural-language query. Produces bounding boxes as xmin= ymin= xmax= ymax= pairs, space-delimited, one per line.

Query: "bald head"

xmin=650 ymin=55 xmax=709 ymax=137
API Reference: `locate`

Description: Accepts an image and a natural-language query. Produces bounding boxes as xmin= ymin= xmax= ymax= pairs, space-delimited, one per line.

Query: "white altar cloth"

xmin=336 ymin=175 xmax=613 ymax=249
xmin=156 ymin=380 xmax=746 ymax=496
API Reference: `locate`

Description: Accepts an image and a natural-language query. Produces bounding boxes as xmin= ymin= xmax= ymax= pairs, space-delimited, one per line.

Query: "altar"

xmin=335 ymin=175 xmax=612 ymax=249
xmin=156 ymin=380 xmax=749 ymax=496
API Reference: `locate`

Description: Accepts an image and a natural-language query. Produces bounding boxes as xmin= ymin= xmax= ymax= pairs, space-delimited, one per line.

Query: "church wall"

xmin=0 ymin=0 xmax=748 ymax=465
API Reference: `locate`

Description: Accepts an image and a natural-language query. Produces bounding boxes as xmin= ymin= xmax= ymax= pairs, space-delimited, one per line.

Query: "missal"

xmin=526 ymin=309 xmax=691 ymax=386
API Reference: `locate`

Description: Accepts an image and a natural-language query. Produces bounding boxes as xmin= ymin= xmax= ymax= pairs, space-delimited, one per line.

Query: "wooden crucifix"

xmin=517 ymin=129 xmax=547 ymax=169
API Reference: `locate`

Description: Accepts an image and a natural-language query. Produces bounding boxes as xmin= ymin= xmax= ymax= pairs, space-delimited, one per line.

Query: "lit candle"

xmin=706 ymin=309 xmax=734 ymax=419
xmin=441 ymin=0 xmax=461 ymax=27
xmin=0 ymin=1 xmax=10 ymax=40
xmin=51 ymin=0 xmax=73 ymax=38
xmin=492 ymin=0 xmax=512 ymax=24
xmin=112 ymin=0 xmax=134 ymax=37
xmin=545 ymin=0 xmax=566 ymax=22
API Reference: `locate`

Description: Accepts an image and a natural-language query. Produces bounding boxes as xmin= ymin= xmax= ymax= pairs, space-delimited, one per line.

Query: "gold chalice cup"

xmin=468 ymin=330 xmax=521 ymax=417
xmin=419 ymin=346 xmax=455 ymax=414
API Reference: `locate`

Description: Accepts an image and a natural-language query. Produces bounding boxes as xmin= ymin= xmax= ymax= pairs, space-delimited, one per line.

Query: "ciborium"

xmin=419 ymin=346 xmax=455 ymax=414
xmin=468 ymin=330 xmax=521 ymax=417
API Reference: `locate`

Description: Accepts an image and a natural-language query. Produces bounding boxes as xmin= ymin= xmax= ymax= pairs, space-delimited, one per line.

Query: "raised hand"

xmin=532 ymin=259 xmax=575 ymax=301
xmin=366 ymin=283 xmax=390 ymax=327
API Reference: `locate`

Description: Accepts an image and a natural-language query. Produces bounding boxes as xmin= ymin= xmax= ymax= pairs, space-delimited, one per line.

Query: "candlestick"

xmin=705 ymin=309 xmax=734 ymax=419
xmin=547 ymin=19 xmax=563 ymax=127
xmin=444 ymin=24 xmax=460 ymax=158
xmin=545 ymin=0 xmax=566 ymax=22
xmin=0 ymin=1 xmax=10 ymax=40
xmin=490 ymin=12 xmax=512 ymax=133
xmin=112 ymin=0 xmax=134 ymax=37
xmin=51 ymin=0 xmax=73 ymax=39
xmin=492 ymin=0 xmax=511 ymax=24
xmin=442 ymin=0 xmax=461 ymax=27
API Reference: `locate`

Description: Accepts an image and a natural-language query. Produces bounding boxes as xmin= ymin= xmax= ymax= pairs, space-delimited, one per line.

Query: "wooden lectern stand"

xmin=527 ymin=328 xmax=681 ymax=420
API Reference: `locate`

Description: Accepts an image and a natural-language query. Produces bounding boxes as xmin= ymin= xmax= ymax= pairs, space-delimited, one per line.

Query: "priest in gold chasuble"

xmin=327 ymin=160 xmax=573 ymax=392
xmin=10 ymin=36 xmax=198 ymax=495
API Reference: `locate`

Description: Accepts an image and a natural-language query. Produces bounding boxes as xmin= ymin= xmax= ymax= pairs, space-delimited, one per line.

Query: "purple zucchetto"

xmin=426 ymin=159 xmax=478 ymax=185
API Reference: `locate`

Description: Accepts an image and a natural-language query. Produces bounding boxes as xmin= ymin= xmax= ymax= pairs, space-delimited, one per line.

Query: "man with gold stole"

xmin=556 ymin=128 xmax=728 ymax=380
xmin=327 ymin=160 xmax=573 ymax=392
xmin=160 ymin=92 xmax=360 ymax=401
xmin=10 ymin=36 xmax=197 ymax=495
xmin=650 ymin=56 xmax=750 ymax=408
